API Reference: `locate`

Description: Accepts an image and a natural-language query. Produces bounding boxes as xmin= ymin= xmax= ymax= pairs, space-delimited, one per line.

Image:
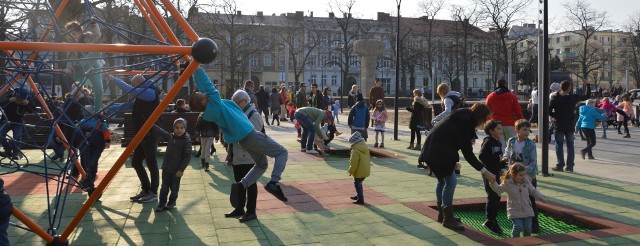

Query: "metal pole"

xmin=539 ymin=0 xmax=551 ymax=176
xmin=394 ymin=0 xmax=401 ymax=140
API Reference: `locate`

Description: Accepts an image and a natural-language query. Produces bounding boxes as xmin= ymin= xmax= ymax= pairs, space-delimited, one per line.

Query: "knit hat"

xmin=83 ymin=105 xmax=95 ymax=117
xmin=550 ymin=82 xmax=561 ymax=92
xmin=14 ymin=87 xmax=30 ymax=100
xmin=585 ymin=99 xmax=595 ymax=106
xmin=349 ymin=131 xmax=365 ymax=146
xmin=174 ymin=117 xmax=187 ymax=129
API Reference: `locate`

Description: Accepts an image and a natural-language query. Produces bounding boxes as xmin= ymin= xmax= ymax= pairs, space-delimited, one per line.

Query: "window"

xmin=279 ymin=55 xmax=286 ymax=67
xmin=349 ymin=55 xmax=359 ymax=66
xmin=331 ymin=75 xmax=337 ymax=85
xmin=331 ymin=55 xmax=339 ymax=66
xmin=263 ymin=55 xmax=271 ymax=66
xmin=309 ymin=55 xmax=318 ymax=66
xmin=310 ymin=74 xmax=317 ymax=84
xmin=556 ymin=49 xmax=560 ymax=54
xmin=564 ymin=36 xmax=571 ymax=42
xmin=556 ymin=37 xmax=560 ymax=43
xmin=384 ymin=39 xmax=391 ymax=49
xmin=321 ymin=75 xmax=327 ymax=85
xmin=472 ymin=78 xmax=477 ymax=87
xmin=321 ymin=55 xmax=328 ymax=66
xmin=321 ymin=35 xmax=328 ymax=47
xmin=250 ymin=55 xmax=258 ymax=67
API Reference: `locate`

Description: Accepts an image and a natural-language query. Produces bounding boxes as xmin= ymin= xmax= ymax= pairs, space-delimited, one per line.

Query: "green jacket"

xmin=296 ymin=107 xmax=328 ymax=140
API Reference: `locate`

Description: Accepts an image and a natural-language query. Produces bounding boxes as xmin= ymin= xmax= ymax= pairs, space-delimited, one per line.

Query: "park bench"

xmin=120 ymin=112 xmax=201 ymax=147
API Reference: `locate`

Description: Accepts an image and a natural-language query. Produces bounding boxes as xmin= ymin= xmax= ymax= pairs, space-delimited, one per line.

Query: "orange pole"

xmin=142 ymin=0 xmax=181 ymax=46
xmin=59 ymin=61 xmax=201 ymax=241
xmin=133 ymin=0 xmax=167 ymax=43
xmin=159 ymin=0 xmax=199 ymax=42
xmin=13 ymin=207 xmax=55 ymax=243
xmin=0 ymin=41 xmax=191 ymax=54
xmin=38 ymin=0 xmax=70 ymax=43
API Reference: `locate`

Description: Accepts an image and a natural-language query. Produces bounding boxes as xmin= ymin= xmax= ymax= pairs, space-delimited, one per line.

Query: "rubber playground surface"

xmin=5 ymin=122 xmax=640 ymax=245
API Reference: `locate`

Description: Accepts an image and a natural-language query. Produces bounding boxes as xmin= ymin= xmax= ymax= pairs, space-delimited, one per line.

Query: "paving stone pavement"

xmin=3 ymin=116 xmax=640 ymax=245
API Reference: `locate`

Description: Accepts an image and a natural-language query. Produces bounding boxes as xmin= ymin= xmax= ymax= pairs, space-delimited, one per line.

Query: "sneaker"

xmin=137 ymin=193 xmax=158 ymax=203
xmin=350 ymin=196 xmax=359 ymax=200
xmin=483 ymin=220 xmax=503 ymax=235
xmin=265 ymin=182 xmax=288 ymax=202
xmin=587 ymin=156 xmax=595 ymax=160
xmin=565 ymin=167 xmax=574 ymax=173
xmin=306 ymin=149 xmax=319 ymax=154
xmin=379 ymin=143 xmax=384 ymax=148
xmin=551 ymin=167 xmax=564 ymax=172
xmin=580 ymin=150 xmax=586 ymax=160
xmin=155 ymin=205 xmax=166 ymax=212
xmin=165 ymin=201 xmax=176 ymax=209
xmin=300 ymin=149 xmax=306 ymax=152
xmin=130 ymin=191 xmax=149 ymax=201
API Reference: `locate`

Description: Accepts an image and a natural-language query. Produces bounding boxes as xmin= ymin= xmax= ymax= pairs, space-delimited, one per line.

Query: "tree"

xmin=328 ymin=0 xmax=358 ymax=97
xmin=625 ymin=12 xmax=640 ymax=89
xmin=562 ymin=0 xmax=609 ymax=86
xmin=417 ymin=0 xmax=444 ymax=92
xmin=550 ymin=54 xmax=564 ymax=71
xmin=475 ymin=0 xmax=532 ymax=80
xmin=451 ymin=4 xmax=481 ymax=96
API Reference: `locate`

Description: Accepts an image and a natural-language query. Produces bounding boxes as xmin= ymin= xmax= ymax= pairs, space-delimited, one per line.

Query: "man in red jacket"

xmin=486 ymin=79 xmax=524 ymax=146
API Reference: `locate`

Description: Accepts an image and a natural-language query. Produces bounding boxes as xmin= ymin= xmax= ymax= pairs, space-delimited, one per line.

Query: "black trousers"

xmin=410 ymin=130 xmax=421 ymax=145
xmin=581 ymin=128 xmax=596 ymax=158
xmin=132 ymin=137 xmax=159 ymax=194
xmin=232 ymin=164 xmax=257 ymax=215
xmin=530 ymin=178 xmax=539 ymax=224
xmin=484 ymin=173 xmax=501 ymax=221
xmin=159 ymin=170 xmax=181 ymax=206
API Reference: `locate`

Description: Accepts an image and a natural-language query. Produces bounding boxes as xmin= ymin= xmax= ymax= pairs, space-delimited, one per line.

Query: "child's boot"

xmin=407 ymin=143 xmax=414 ymax=149
xmin=442 ymin=206 xmax=465 ymax=231
xmin=532 ymin=216 xmax=540 ymax=233
xmin=200 ymin=158 xmax=205 ymax=169
xmin=204 ymin=162 xmax=210 ymax=172
xmin=483 ymin=220 xmax=503 ymax=235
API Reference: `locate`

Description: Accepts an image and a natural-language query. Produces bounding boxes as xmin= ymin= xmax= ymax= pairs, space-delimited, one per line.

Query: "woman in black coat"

xmin=406 ymin=89 xmax=429 ymax=150
xmin=418 ymin=103 xmax=496 ymax=231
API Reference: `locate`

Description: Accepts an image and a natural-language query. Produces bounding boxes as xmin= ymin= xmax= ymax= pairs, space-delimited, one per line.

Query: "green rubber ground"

xmin=454 ymin=208 xmax=591 ymax=239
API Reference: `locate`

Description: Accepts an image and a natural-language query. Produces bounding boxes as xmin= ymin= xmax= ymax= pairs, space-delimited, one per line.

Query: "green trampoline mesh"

xmin=454 ymin=208 xmax=592 ymax=239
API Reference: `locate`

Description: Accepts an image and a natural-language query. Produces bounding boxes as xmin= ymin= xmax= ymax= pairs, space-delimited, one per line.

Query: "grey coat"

xmin=490 ymin=177 xmax=545 ymax=219
xmin=269 ymin=92 xmax=282 ymax=110
xmin=232 ymin=104 xmax=264 ymax=165
xmin=152 ymin=125 xmax=192 ymax=173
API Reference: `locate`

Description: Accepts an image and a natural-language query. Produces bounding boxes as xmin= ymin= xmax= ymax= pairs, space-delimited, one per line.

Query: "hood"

xmin=579 ymin=105 xmax=594 ymax=115
xmin=414 ymin=96 xmax=430 ymax=107
xmin=446 ymin=91 xmax=461 ymax=98
xmin=351 ymin=141 xmax=369 ymax=154
xmin=493 ymin=86 xmax=510 ymax=94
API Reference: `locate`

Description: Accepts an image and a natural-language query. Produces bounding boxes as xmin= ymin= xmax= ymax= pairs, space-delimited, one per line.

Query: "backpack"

xmin=247 ymin=109 xmax=266 ymax=134
xmin=445 ymin=94 xmax=462 ymax=111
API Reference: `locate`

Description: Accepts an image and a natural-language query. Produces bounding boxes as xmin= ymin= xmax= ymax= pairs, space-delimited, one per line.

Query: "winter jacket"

xmin=309 ymin=91 xmax=323 ymax=109
xmin=1 ymin=99 xmax=35 ymax=123
xmin=479 ymin=136 xmax=505 ymax=176
xmin=372 ymin=108 xmax=388 ymax=128
xmin=549 ymin=86 xmax=591 ymax=132
xmin=244 ymin=87 xmax=259 ymax=109
xmin=296 ymin=107 xmax=329 ymax=140
xmin=348 ymin=141 xmax=371 ymax=178
xmin=406 ymin=96 xmax=429 ymax=130
xmin=598 ymin=100 xmax=616 ymax=117
xmin=347 ymin=90 xmax=358 ymax=108
xmin=233 ymin=103 xmax=264 ymax=165
xmin=256 ymin=88 xmax=270 ymax=109
xmin=295 ymin=89 xmax=308 ymax=108
xmin=490 ymin=177 xmax=545 ymax=219
xmin=194 ymin=67 xmax=254 ymax=144
xmin=348 ymin=101 xmax=370 ymax=130
xmin=195 ymin=114 xmax=219 ymax=138
xmin=485 ymin=86 xmax=524 ymax=127
xmin=323 ymin=95 xmax=335 ymax=111
xmin=151 ymin=125 xmax=192 ymax=174
xmin=576 ymin=105 xmax=606 ymax=130
xmin=436 ymin=91 xmax=462 ymax=120
xmin=369 ymin=86 xmax=385 ymax=106
xmin=269 ymin=92 xmax=282 ymax=110
xmin=418 ymin=109 xmax=486 ymax=179
xmin=617 ymin=101 xmax=635 ymax=122
xmin=505 ymin=137 xmax=538 ymax=181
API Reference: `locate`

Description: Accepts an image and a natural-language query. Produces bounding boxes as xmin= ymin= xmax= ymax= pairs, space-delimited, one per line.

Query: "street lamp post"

xmin=394 ymin=0 xmax=401 ymax=141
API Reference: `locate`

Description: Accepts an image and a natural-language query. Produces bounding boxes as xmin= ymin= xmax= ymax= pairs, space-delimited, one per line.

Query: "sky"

xmin=234 ymin=0 xmax=637 ymax=33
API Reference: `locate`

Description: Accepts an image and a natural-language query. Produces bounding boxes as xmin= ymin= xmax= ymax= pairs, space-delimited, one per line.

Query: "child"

xmin=333 ymin=99 xmax=340 ymax=123
xmin=287 ymin=102 xmax=296 ymax=122
xmin=576 ymin=99 xmax=606 ymax=160
xmin=225 ymin=92 xmax=263 ymax=222
xmin=195 ymin=113 xmax=218 ymax=172
xmin=490 ymin=164 xmax=546 ymax=237
xmin=78 ymin=105 xmax=111 ymax=197
xmin=406 ymin=89 xmax=429 ymax=150
xmin=504 ymin=119 xmax=541 ymax=232
xmin=0 ymin=87 xmax=35 ymax=160
xmin=372 ymin=99 xmax=388 ymax=148
xmin=598 ymin=97 xmax=616 ymax=139
xmin=348 ymin=94 xmax=370 ymax=141
xmin=153 ymin=118 xmax=192 ymax=211
xmin=348 ymin=132 xmax=370 ymax=205
xmin=0 ymin=178 xmax=12 ymax=246
xmin=616 ymin=94 xmax=634 ymax=138
xmin=188 ymin=66 xmax=289 ymax=204
xmin=479 ymin=120 xmax=507 ymax=235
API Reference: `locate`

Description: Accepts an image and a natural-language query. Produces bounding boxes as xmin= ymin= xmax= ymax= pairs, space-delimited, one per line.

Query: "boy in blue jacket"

xmin=188 ymin=67 xmax=289 ymax=206
xmin=576 ymin=99 xmax=606 ymax=160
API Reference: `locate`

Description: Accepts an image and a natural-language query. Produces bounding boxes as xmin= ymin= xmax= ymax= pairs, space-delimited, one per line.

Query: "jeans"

xmin=79 ymin=136 xmax=105 ymax=183
xmin=295 ymin=112 xmax=315 ymax=151
xmin=238 ymin=130 xmax=288 ymax=188
xmin=484 ymin=175 xmax=501 ymax=221
xmin=158 ymin=170 xmax=182 ymax=206
xmin=232 ymin=164 xmax=258 ymax=214
xmin=435 ymin=171 xmax=457 ymax=207
xmin=581 ymin=128 xmax=596 ymax=158
xmin=0 ymin=122 xmax=24 ymax=155
xmin=132 ymin=137 xmax=159 ymax=194
xmin=354 ymin=178 xmax=365 ymax=200
xmin=554 ymin=129 xmax=575 ymax=169
xmin=0 ymin=222 xmax=8 ymax=246
xmin=512 ymin=217 xmax=533 ymax=237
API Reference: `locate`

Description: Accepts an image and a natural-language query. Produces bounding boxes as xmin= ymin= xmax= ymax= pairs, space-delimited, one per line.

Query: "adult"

xmin=348 ymin=94 xmax=370 ymax=141
xmin=369 ymin=79 xmax=384 ymax=109
xmin=309 ymin=83 xmax=323 ymax=109
xmin=347 ymin=85 xmax=358 ymax=109
xmin=108 ymin=73 xmax=161 ymax=202
xmin=294 ymin=107 xmax=329 ymax=154
xmin=243 ymin=80 xmax=259 ymax=109
xmin=322 ymin=87 xmax=335 ymax=112
xmin=269 ymin=87 xmax=282 ymax=126
xmin=279 ymin=86 xmax=288 ymax=121
xmin=418 ymin=103 xmax=496 ymax=231
xmin=255 ymin=85 xmax=270 ymax=125
xmin=173 ymin=99 xmax=190 ymax=112
xmin=485 ymin=79 xmax=524 ymax=146
xmin=549 ymin=80 xmax=590 ymax=172
xmin=295 ymin=83 xmax=308 ymax=109
xmin=529 ymin=87 xmax=538 ymax=123
xmin=406 ymin=89 xmax=429 ymax=150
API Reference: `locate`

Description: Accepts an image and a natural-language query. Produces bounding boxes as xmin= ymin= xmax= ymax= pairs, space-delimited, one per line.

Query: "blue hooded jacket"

xmin=194 ymin=67 xmax=254 ymax=144
xmin=576 ymin=105 xmax=605 ymax=130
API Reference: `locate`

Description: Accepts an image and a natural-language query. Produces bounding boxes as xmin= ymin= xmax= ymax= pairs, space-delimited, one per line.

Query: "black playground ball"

xmin=191 ymin=38 xmax=218 ymax=64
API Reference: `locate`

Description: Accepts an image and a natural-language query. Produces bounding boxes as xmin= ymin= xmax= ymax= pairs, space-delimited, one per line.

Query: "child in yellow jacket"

xmin=348 ymin=132 xmax=370 ymax=205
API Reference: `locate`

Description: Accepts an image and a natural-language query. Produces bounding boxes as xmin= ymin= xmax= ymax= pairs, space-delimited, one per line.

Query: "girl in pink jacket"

xmin=598 ymin=97 xmax=616 ymax=139
xmin=372 ymin=99 xmax=388 ymax=148
xmin=490 ymin=164 xmax=547 ymax=237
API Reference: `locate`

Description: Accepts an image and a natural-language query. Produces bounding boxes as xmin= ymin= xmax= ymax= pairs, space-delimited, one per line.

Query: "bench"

xmin=120 ymin=112 xmax=201 ymax=147
xmin=20 ymin=114 xmax=54 ymax=149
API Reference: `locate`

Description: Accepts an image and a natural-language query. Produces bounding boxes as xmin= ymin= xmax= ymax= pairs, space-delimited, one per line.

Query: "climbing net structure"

xmin=0 ymin=0 xmax=214 ymax=244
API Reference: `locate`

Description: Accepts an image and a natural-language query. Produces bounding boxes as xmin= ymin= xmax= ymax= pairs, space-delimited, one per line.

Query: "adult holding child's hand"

xmin=418 ymin=103 xmax=493 ymax=231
